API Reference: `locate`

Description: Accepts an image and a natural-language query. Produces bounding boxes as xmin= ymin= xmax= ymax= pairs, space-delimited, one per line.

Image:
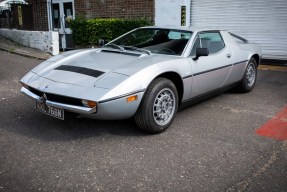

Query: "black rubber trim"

xmin=98 ymin=89 xmax=145 ymax=103
xmin=55 ymin=65 xmax=104 ymax=78
xmin=182 ymin=74 xmax=193 ymax=79
xmin=193 ymin=64 xmax=232 ymax=76
xmin=233 ymin=60 xmax=248 ymax=66
xmin=101 ymin=49 xmax=141 ymax=57
xmin=182 ymin=60 xmax=248 ymax=79
xmin=183 ymin=64 xmax=232 ymax=79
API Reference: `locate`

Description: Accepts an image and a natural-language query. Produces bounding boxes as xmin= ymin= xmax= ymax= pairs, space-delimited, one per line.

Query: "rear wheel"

xmin=238 ymin=58 xmax=257 ymax=92
xmin=134 ymin=78 xmax=178 ymax=134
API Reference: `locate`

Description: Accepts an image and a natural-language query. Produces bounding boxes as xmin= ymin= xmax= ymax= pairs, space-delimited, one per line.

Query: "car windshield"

xmin=108 ymin=28 xmax=193 ymax=56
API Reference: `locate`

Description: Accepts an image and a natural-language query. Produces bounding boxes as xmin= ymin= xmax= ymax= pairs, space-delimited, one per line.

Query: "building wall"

xmin=74 ymin=0 xmax=154 ymax=21
xmin=26 ymin=0 xmax=49 ymax=31
xmin=0 ymin=29 xmax=59 ymax=55
xmin=155 ymin=0 xmax=190 ymax=27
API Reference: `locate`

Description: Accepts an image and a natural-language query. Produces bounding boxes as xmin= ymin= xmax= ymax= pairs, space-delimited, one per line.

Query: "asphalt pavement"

xmin=0 ymin=50 xmax=286 ymax=192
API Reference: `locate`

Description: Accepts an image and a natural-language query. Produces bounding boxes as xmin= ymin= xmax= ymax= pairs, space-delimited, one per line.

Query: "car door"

xmin=189 ymin=31 xmax=233 ymax=98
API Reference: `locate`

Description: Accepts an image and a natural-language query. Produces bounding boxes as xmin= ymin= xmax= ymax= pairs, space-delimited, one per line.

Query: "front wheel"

xmin=134 ymin=78 xmax=178 ymax=134
xmin=238 ymin=58 xmax=257 ymax=92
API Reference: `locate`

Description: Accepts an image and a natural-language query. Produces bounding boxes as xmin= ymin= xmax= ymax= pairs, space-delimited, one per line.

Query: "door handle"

xmin=226 ymin=53 xmax=231 ymax=58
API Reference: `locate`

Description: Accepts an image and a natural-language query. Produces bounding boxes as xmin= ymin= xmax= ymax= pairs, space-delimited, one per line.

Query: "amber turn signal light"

xmin=127 ymin=95 xmax=138 ymax=103
xmin=87 ymin=101 xmax=97 ymax=108
xmin=82 ymin=100 xmax=97 ymax=108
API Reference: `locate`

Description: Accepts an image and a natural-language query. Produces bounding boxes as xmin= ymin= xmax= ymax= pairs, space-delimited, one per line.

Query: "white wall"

xmin=0 ymin=29 xmax=59 ymax=55
xmin=155 ymin=0 xmax=190 ymax=27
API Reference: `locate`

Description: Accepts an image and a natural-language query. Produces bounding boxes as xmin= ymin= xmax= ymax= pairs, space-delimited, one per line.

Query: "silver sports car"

xmin=20 ymin=27 xmax=262 ymax=133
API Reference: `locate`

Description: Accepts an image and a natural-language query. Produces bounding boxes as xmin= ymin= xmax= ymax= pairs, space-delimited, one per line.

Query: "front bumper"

xmin=21 ymin=87 xmax=96 ymax=114
xmin=21 ymin=87 xmax=144 ymax=120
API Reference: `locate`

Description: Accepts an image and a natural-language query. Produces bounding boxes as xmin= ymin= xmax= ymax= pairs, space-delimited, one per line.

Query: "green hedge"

xmin=70 ymin=18 xmax=151 ymax=46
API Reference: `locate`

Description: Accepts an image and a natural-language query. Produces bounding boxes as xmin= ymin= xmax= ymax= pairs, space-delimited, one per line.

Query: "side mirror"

xmin=98 ymin=39 xmax=108 ymax=47
xmin=194 ymin=48 xmax=209 ymax=60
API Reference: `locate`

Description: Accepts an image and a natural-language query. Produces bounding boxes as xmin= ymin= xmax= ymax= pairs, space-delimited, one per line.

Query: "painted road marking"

xmin=256 ymin=106 xmax=287 ymax=141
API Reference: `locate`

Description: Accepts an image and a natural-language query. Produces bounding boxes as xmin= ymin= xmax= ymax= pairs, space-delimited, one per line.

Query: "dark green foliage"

xmin=70 ymin=17 xmax=151 ymax=46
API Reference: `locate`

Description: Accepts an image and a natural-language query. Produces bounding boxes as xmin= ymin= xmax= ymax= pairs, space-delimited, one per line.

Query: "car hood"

xmin=31 ymin=48 xmax=176 ymax=88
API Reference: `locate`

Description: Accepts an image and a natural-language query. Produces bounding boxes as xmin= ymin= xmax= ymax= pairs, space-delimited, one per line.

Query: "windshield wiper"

xmin=103 ymin=44 xmax=151 ymax=55
xmin=103 ymin=43 xmax=125 ymax=51
xmin=122 ymin=46 xmax=151 ymax=55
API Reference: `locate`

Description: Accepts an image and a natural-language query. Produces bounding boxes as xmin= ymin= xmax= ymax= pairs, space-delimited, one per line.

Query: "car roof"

xmin=140 ymin=26 xmax=227 ymax=33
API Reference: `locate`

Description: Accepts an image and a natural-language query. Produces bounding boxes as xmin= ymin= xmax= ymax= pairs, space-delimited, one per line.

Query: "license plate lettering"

xmin=48 ymin=106 xmax=63 ymax=119
xmin=35 ymin=102 xmax=64 ymax=120
xmin=36 ymin=102 xmax=46 ymax=113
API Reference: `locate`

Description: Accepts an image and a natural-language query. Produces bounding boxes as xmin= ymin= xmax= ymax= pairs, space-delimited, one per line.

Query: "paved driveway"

xmin=0 ymin=51 xmax=286 ymax=191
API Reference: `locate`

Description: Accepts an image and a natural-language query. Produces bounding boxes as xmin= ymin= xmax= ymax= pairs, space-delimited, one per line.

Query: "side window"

xmin=168 ymin=31 xmax=191 ymax=40
xmin=190 ymin=31 xmax=225 ymax=56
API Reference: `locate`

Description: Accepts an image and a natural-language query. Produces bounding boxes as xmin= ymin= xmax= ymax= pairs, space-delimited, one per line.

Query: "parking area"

xmin=0 ymin=50 xmax=286 ymax=191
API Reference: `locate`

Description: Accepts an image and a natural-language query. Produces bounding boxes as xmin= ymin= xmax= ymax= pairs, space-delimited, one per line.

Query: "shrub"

xmin=70 ymin=18 xmax=151 ymax=46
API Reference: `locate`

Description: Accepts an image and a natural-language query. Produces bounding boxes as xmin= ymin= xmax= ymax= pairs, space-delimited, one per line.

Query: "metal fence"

xmin=0 ymin=5 xmax=16 ymax=29
xmin=0 ymin=17 xmax=14 ymax=29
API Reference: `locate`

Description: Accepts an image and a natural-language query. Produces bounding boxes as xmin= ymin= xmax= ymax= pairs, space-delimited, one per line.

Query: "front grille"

xmin=29 ymin=87 xmax=42 ymax=97
xmin=29 ymin=87 xmax=83 ymax=106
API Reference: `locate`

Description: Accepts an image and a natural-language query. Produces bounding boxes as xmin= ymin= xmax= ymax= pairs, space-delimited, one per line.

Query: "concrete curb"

xmin=0 ymin=47 xmax=49 ymax=60
xmin=0 ymin=35 xmax=52 ymax=60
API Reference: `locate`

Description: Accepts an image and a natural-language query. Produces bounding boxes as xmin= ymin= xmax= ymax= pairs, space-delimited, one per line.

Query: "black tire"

xmin=134 ymin=78 xmax=178 ymax=134
xmin=238 ymin=58 xmax=257 ymax=92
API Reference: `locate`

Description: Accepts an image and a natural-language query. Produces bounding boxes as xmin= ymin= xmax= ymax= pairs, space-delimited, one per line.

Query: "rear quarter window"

xmin=229 ymin=32 xmax=248 ymax=44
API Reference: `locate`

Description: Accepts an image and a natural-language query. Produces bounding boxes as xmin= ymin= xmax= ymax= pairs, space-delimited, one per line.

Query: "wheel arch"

xmin=250 ymin=54 xmax=260 ymax=67
xmin=155 ymin=72 xmax=184 ymax=104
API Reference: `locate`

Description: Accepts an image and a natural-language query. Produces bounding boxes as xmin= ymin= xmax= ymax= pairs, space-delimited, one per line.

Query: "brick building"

xmin=25 ymin=0 xmax=154 ymax=31
xmin=21 ymin=0 xmax=154 ymax=49
xmin=23 ymin=0 xmax=49 ymax=31
xmin=75 ymin=0 xmax=154 ymax=20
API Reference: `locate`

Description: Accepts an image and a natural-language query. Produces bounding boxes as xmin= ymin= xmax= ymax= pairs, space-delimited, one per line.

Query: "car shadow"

xmin=3 ymin=97 xmax=149 ymax=142
xmin=5 ymin=86 xmax=249 ymax=142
